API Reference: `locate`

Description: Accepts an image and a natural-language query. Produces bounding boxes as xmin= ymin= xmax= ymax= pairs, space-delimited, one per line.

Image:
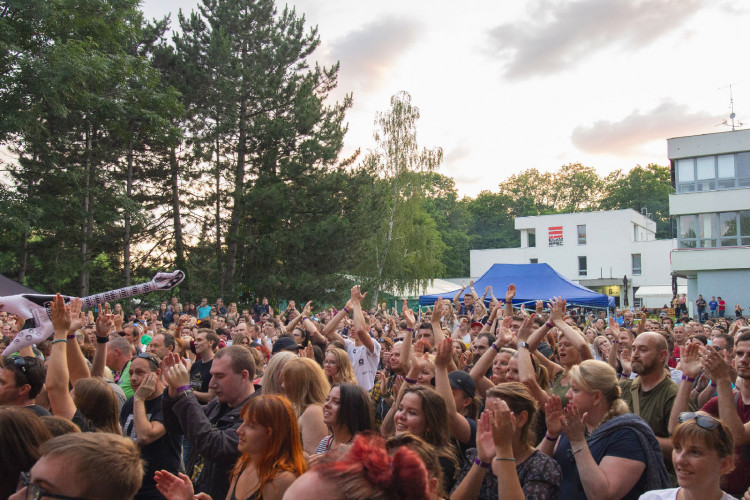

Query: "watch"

xmin=517 ymin=341 xmax=529 ymax=349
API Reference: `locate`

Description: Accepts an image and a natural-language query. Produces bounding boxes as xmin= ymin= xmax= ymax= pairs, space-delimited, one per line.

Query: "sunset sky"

xmin=141 ymin=0 xmax=750 ymax=196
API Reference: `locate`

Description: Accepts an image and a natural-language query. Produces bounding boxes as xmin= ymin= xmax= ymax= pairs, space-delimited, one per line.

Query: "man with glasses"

xmin=0 ymin=355 xmax=49 ymax=416
xmin=11 ymin=432 xmax=143 ymax=500
xmin=120 ymin=352 xmax=181 ymax=499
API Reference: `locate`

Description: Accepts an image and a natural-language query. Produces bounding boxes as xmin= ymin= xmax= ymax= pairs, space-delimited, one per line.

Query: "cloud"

xmin=489 ymin=0 xmax=704 ymax=79
xmin=328 ymin=17 xmax=423 ymax=95
xmin=444 ymin=145 xmax=472 ymax=170
xmin=571 ymin=100 xmax=722 ymax=155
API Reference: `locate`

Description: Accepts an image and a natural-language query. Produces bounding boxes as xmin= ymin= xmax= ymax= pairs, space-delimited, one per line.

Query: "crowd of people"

xmin=1 ymin=282 xmax=750 ymax=500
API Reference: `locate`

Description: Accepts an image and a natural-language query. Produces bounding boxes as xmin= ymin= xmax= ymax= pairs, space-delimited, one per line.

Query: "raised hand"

xmin=95 ymin=303 xmax=114 ymax=338
xmin=505 ymin=284 xmax=516 ymax=303
xmin=487 ymin=398 xmax=515 ymax=453
xmin=679 ymin=342 xmax=703 ymax=379
xmin=154 ymin=470 xmax=196 ymax=500
xmin=703 ymin=347 xmax=733 ymax=383
xmin=460 ymin=350 xmax=474 ymax=369
xmin=561 ymin=403 xmax=588 ymax=443
xmin=134 ymin=372 xmax=158 ymax=402
xmin=476 ymin=410 xmax=498 ymax=463
xmin=50 ymin=294 xmax=71 ymax=335
xmin=434 ymin=338 xmax=452 ymax=369
xmin=544 ymin=395 xmax=563 ymax=438
xmin=68 ymin=298 xmax=85 ymax=333
xmin=516 ymin=313 xmax=535 ymax=342
xmin=431 ymin=299 xmax=443 ymax=323
xmin=351 ymin=285 xmax=367 ymax=305
xmin=302 ymin=301 xmax=313 ymax=318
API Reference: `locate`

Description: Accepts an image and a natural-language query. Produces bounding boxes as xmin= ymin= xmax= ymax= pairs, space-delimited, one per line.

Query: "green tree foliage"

xmin=600 ymin=164 xmax=674 ymax=238
xmin=357 ymin=92 xmax=446 ymax=305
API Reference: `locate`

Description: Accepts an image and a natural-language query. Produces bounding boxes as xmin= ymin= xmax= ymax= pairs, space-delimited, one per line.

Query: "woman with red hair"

xmin=155 ymin=394 xmax=307 ymax=499
xmin=284 ymin=434 xmax=430 ymax=500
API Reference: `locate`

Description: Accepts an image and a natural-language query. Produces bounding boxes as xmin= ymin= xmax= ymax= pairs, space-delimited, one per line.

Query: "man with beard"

xmin=619 ymin=332 xmax=690 ymax=460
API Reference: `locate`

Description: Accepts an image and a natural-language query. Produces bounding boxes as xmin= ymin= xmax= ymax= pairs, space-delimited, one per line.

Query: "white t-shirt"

xmin=344 ymin=337 xmax=381 ymax=391
xmin=639 ymin=488 xmax=737 ymax=500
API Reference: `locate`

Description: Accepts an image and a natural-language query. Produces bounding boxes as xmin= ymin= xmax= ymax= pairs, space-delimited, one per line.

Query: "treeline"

xmin=0 ymin=0 xmax=672 ymax=305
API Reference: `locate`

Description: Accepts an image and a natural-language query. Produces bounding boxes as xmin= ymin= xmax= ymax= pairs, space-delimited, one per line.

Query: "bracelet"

xmin=491 ymin=343 xmax=500 ymax=351
xmin=681 ymin=374 xmax=696 ymax=383
xmin=51 ymin=339 xmax=68 ymax=345
xmin=403 ymin=376 xmax=417 ymax=384
xmin=176 ymin=385 xmax=191 ymax=393
xmin=96 ymin=336 xmax=110 ymax=344
xmin=406 ymin=328 xmax=413 ymax=332
xmin=545 ymin=321 xmax=553 ymax=328
xmin=517 ymin=341 xmax=529 ymax=350
xmin=493 ymin=457 xmax=516 ymax=462
xmin=473 ymin=458 xmax=490 ymax=469
xmin=544 ymin=432 xmax=558 ymax=442
xmin=67 ymin=334 xmax=77 ymax=339
xmin=571 ymin=444 xmax=587 ymax=456
xmin=343 ymin=307 xmax=350 ymax=314
xmin=710 ymin=381 xmax=717 ymax=387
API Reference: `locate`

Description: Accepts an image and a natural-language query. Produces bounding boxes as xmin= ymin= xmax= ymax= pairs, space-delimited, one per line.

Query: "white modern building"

xmin=470 ymin=209 xmax=679 ymax=308
xmin=669 ymin=129 xmax=750 ymax=315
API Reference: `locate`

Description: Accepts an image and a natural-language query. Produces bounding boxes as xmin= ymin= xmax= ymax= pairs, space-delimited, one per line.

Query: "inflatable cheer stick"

xmin=1 ymin=270 xmax=185 ymax=356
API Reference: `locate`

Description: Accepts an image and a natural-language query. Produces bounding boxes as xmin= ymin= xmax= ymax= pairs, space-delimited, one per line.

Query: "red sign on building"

xmin=548 ymin=226 xmax=563 ymax=246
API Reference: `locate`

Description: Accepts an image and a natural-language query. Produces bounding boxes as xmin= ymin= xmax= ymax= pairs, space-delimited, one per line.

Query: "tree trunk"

xmin=222 ymin=98 xmax=247 ymax=295
xmin=215 ymin=134 xmax=224 ymax=298
xmin=123 ymin=147 xmax=133 ymax=286
xmin=170 ymin=146 xmax=186 ymax=300
xmin=372 ymin=178 xmax=400 ymax=308
xmin=80 ymin=126 xmax=93 ymax=297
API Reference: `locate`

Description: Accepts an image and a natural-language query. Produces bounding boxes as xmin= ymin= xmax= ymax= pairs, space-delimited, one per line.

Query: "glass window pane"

xmin=699 ymin=213 xmax=717 ymax=239
xmin=677 ymin=159 xmax=694 ymax=182
xmin=720 ymin=238 xmax=737 ymax=247
xmin=681 ymin=240 xmax=697 ymax=248
xmin=577 ymin=225 xmax=586 ymax=245
xmin=696 ymin=156 xmax=715 ymax=180
xmin=741 ymin=211 xmax=750 ymax=237
xmin=738 ymin=153 xmax=750 ymax=178
xmin=632 ymin=254 xmax=642 ymax=275
xmin=718 ymin=155 xmax=735 ymax=178
xmin=679 ymin=215 xmax=698 ymax=240
xmin=720 ymin=212 xmax=737 ymax=237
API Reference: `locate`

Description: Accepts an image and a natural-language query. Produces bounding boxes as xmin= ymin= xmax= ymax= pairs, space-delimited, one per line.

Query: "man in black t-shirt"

xmin=120 ymin=353 xmax=181 ymax=499
xmin=189 ymin=330 xmax=218 ymax=403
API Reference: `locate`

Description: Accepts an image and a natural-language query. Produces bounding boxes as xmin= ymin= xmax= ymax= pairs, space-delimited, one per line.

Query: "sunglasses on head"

xmin=10 ymin=356 xmax=29 ymax=376
xmin=133 ymin=352 xmax=159 ymax=369
xmin=677 ymin=412 xmax=724 ymax=434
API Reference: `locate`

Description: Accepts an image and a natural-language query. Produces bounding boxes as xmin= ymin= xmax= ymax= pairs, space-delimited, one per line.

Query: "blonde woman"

xmin=540 ymin=360 xmax=670 ymax=499
xmin=282 ymin=357 xmax=331 ymax=455
xmin=323 ymin=347 xmax=357 ymax=385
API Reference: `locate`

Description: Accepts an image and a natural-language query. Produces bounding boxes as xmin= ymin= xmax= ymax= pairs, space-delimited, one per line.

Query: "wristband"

xmin=545 ymin=321 xmax=553 ymax=329
xmin=571 ymin=444 xmax=587 ymax=456
xmin=491 ymin=343 xmax=500 ymax=351
xmin=67 ymin=334 xmax=77 ymax=339
xmin=177 ymin=385 xmax=192 ymax=394
xmin=517 ymin=341 xmax=529 ymax=350
xmin=406 ymin=328 xmax=413 ymax=332
xmin=681 ymin=374 xmax=696 ymax=383
xmin=403 ymin=377 xmax=417 ymax=384
xmin=544 ymin=432 xmax=558 ymax=442
xmin=51 ymin=339 xmax=68 ymax=345
xmin=343 ymin=307 xmax=350 ymax=315
xmin=710 ymin=381 xmax=717 ymax=387
xmin=96 ymin=336 xmax=110 ymax=344
xmin=473 ymin=457 xmax=490 ymax=469
xmin=493 ymin=457 xmax=516 ymax=462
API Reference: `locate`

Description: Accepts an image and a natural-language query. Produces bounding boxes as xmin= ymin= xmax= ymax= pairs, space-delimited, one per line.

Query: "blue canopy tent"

xmin=419 ymin=263 xmax=614 ymax=308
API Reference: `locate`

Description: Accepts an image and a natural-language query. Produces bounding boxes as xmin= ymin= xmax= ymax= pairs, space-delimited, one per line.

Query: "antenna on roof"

xmin=718 ymin=83 xmax=744 ymax=130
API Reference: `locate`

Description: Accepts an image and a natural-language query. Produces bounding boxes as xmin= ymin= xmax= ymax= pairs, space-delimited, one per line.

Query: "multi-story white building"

xmin=470 ymin=209 xmax=678 ymax=308
xmin=669 ymin=129 xmax=750 ymax=315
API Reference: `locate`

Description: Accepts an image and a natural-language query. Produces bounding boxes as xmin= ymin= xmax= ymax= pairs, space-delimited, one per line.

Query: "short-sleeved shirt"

xmin=344 ymin=338 xmax=380 ymax=391
xmin=118 ymin=360 xmax=134 ymax=398
xmin=639 ymin=488 xmax=736 ymax=500
xmin=702 ymin=394 xmax=750 ymax=497
xmin=709 ymin=300 xmax=718 ymax=311
xmin=620 ymin=376 xmax=684 ymax=439
xmin=452 ymin=448 xmax=561 ymax=499
xmin=189 ymin=358 xmax=213 ymax=401
xmin=554 ymin=427 xmax=648 ymax=500
xmin=197 ymin=305 xmax=212 ymax=319
xmin=121 ymin=395 xmax=182 ymax=499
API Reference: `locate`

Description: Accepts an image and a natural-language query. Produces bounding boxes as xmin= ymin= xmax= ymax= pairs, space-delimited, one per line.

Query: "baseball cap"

xmin=272 ymin=337 xmax=303 ymax=354
xmin=449 ymin=370 xmax=476 ymax=398
xmin=471 ymin=322 xmax=483 ymax=329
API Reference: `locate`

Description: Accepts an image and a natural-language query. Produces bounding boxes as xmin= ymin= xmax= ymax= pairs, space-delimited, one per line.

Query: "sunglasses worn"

xmin=17 ymin=471 xmax=86 ymax=500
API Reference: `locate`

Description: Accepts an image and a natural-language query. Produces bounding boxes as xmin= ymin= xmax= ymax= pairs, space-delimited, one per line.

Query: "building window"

xmin=578 ymin=256 xmax=587 ymax=276
xmin=676 ymin=152 xmax=750 ymax=193
xmin=528 ymin=232 xmax=536 ymax=248
xmin=529 ymin=258 xmax=538 ymax=264
xmin=632 ymin=254 xmax=642 ymax=275
xmin=678 ymin=210 xmax=750 ymax=248
xmin=633 ymin=297 xmax=643 ymax=309
xmin=577 ymin=225 xmax=586 ymax=245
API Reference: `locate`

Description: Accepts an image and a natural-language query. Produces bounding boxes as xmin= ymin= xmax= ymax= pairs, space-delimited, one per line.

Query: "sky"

xmin=140 ymin=0 xmax=750 ymax=197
